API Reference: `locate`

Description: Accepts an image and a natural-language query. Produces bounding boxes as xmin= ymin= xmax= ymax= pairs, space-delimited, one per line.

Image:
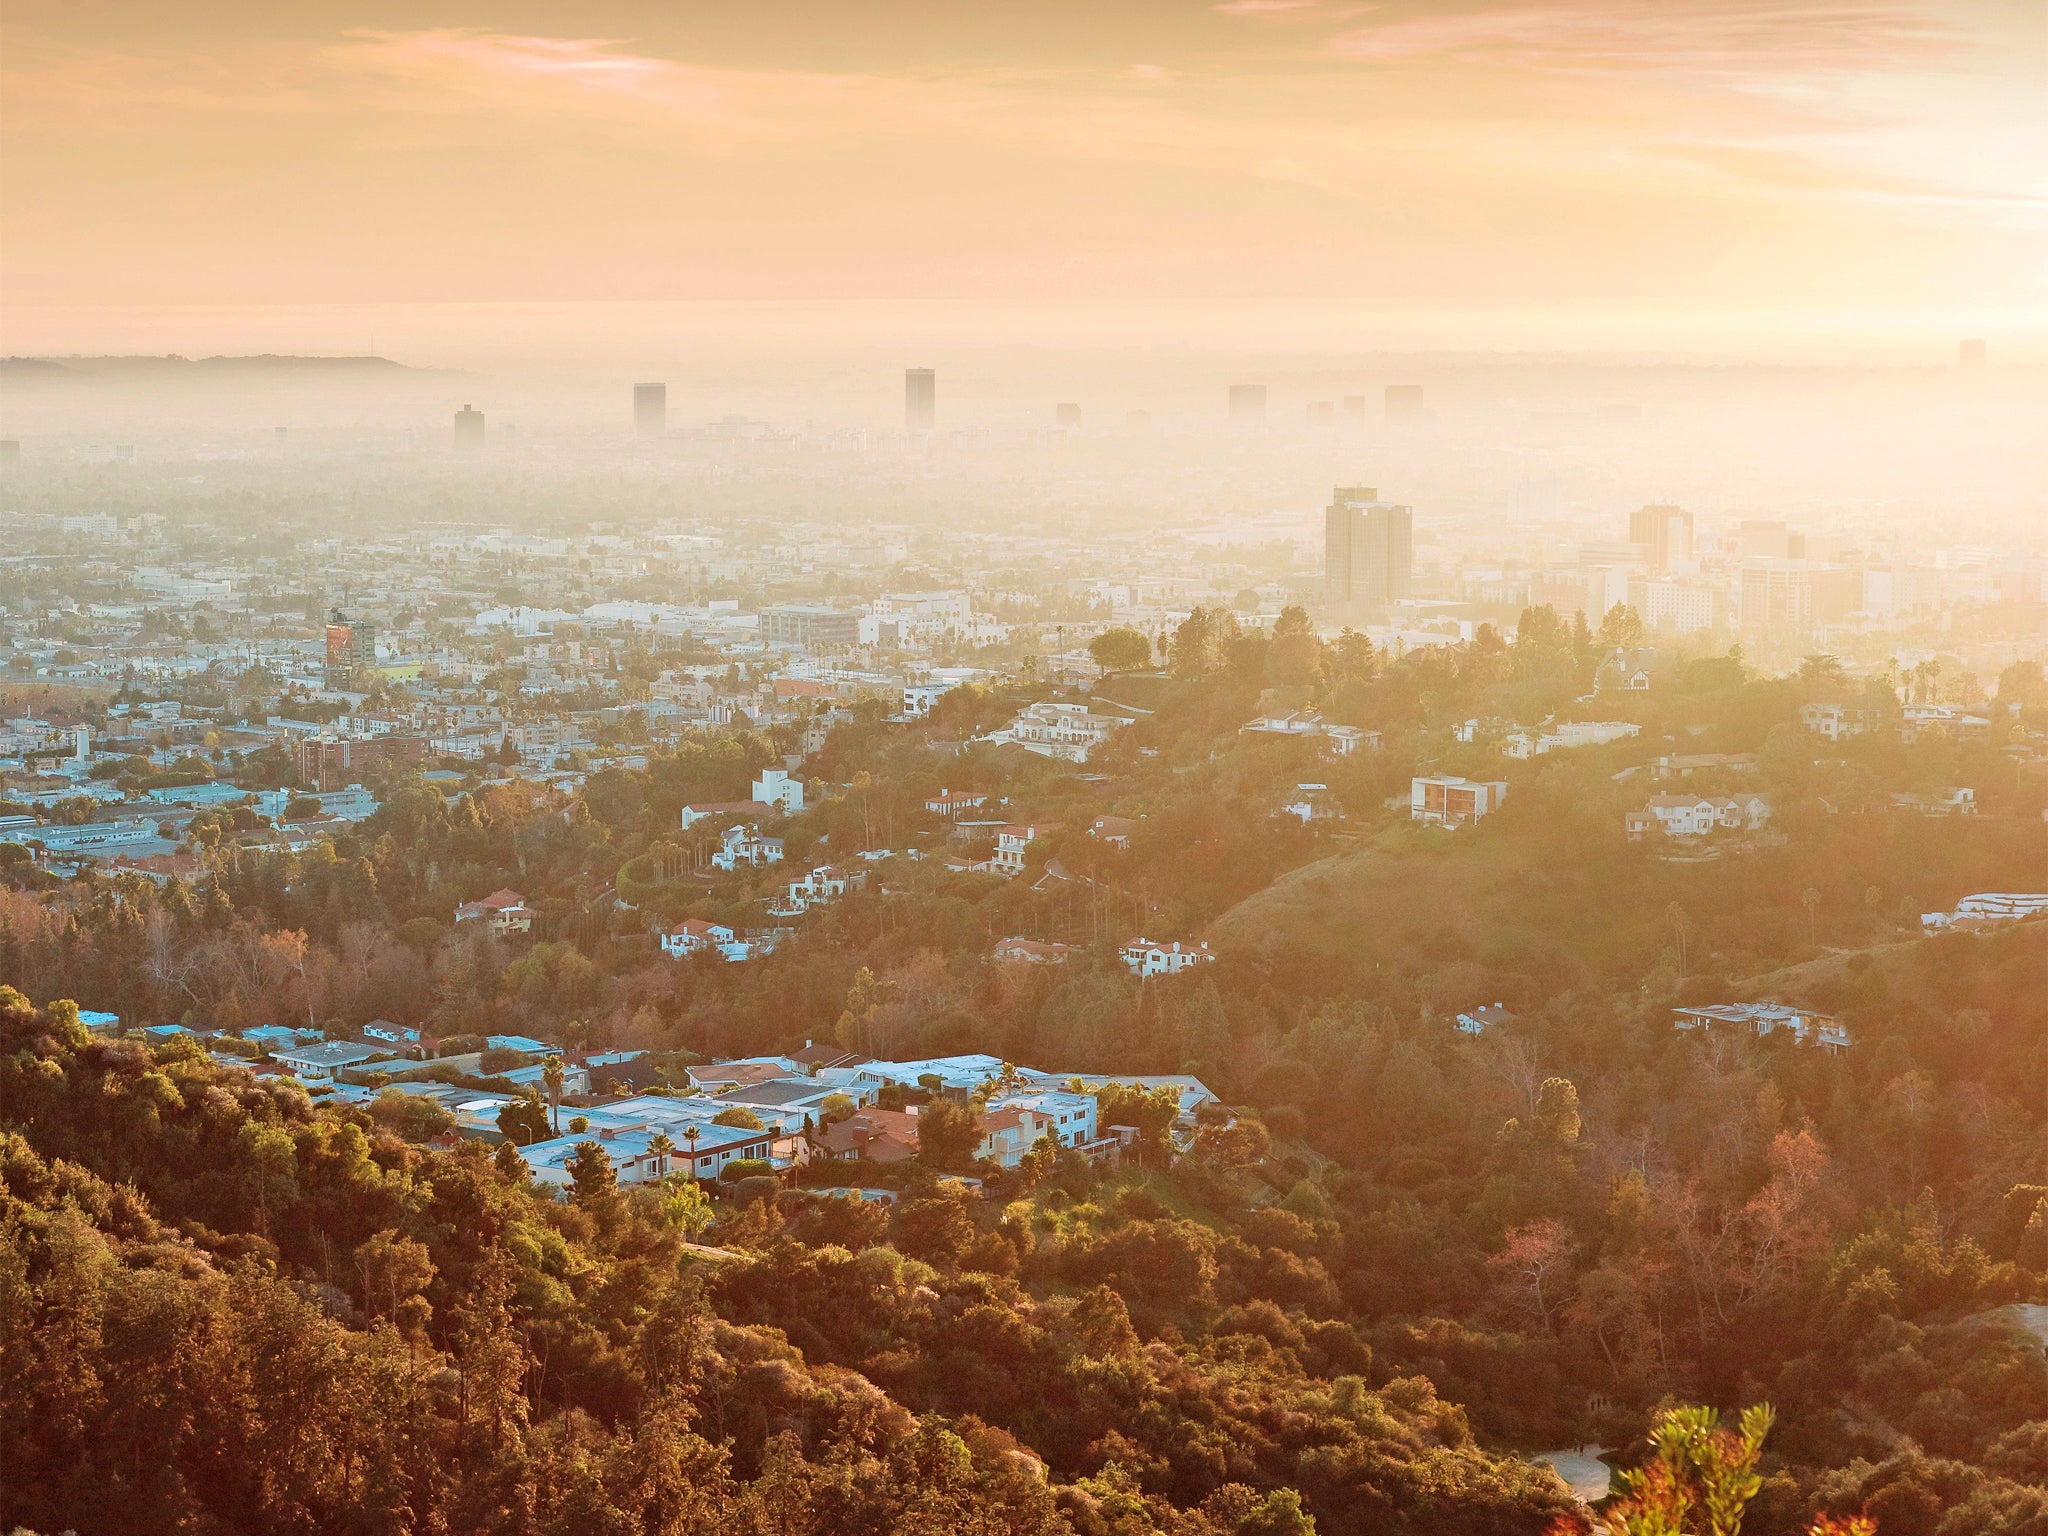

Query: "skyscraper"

xmin=634 ymin=382 xmax=667 ymax=436
xmin=1628 ymin=504 xmax=1694 ymax=574
xmin=1055 ymin=402 xmax=1082 ymax=428
xmin=905 ymin=368 xmax=936 ymax=431
xmin=1324 ymin=487 xmax=1413 ymax=618
xmin=453 ymin=403 xmax=485 ymax=448
xmin=1228 ymin=384 xmax=1266 ymax=422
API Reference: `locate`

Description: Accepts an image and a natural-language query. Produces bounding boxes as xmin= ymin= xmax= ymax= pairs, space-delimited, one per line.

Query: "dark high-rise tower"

xmin=453 ymin=403 xmax=485 ymax=448
xmin=905 ymin=368 xmax=936 ymax=431
xmin=1629 ymin=504 xmax=1694 ymax=574
xmin=1324 ymin=486 xmax=1413 ymax=618
xmin=634 ymin=382 xmax=667 ymax=436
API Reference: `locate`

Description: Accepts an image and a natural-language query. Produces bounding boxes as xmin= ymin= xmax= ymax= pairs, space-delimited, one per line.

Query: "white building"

xmin=1411 ymin=776 xmax=1508 ymax=827
xmin=753 ymin=768 xmax=804 ymax=815
xmin=985 ymin=701 xmax=1129 ymax=763
xmin=1120 ymin=937 xmax=1215 ymax=978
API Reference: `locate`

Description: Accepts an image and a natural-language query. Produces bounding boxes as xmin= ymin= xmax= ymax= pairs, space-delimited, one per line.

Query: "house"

xmin=1120 ymin=937 xmax=1215 ymax=979
xmin=272 ymin=1040 xmax=391 ymax=1082
xmin=687 ymin=1060 xmax=799 ymax=1092
xmin=500 ymin=1061 xmax=591 ymax=1096
xmin=1672 ymin=1002 xmax=1851 ymax=1053
xmin=1626 ymin=793 xmax=1772 ymax=841
xmin=661 ymin=918 xmax=736 ymax=958
xmin=990 ymin=823 xmax=1059 ymax=877
xmin=453 ymin=889 xmax=534 ymax=935
xmin=1322 ymin=725 xmax=1379 ymax=756
xmin=1501 ymin=720 xmax=1640 ymax=759
xmin=1799 ymin=702 xmax=1877 ymax=741
xmin=243 ymin=1023 xmax=315 ymax=1050
xmin=77 ymin=1009 xmax=122 ymax=1034
xmin=977 ymin=1090 xmax=1101 ymax=1165
xmin=789 ymin=1038 xmax=871 ymax=1073
xmin=515 ymin=1118 xmax=775 ymax=1190
xmin=1240 ymin=708 xmax=1379 ymax=756
xmin=925 ymin=788 xmax=990 ymax=819
xmin=984 ymin=701 xmax=1129 ymax=763
xmin=1891 ymin=787 xmax=1977 ymax=817
xmin=486 ymin=1034 xmax=553 ymax=1056
xmin=1411 ymin=775 xmax=1508 ymax=827
xmin=993 ymin=936 xmax=1074 ymax=965
xmin=1455 ymin=1003 xmax=1515 ymax=1036
xmin=1897 ymin=705 xmax=1993 ymax=744
xmin=363 ymin=1019 xmax=422 ymax=1048
xmin=711 ymin=1076 xmax=879 ymax=1132
xmin=816 ymin=1107 xmax=922 ymax=1163
xmin=1922 ymin=892 xmax=2048 ymax=930
xmin=580 ymin=1049 xmax=649 ymax=1093
xmin=1089 ymin=815 xmax=1137 ymax=848
xmin=710 ymin=824 xmax=784 ymax=871
xmin=1279 ymin=783 xmax=1341 ymax=824
xmin=781 ymin=863 xmax=865 ymax=909
xmin=752 ymin=768 xmax=804 ymax=815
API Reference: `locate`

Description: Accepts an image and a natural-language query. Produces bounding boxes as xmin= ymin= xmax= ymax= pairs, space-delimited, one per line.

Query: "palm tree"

xmin=647 ymin=1131 xmax=675 ymax=1180
xmin=682 ymin=1123 xmax=701 ymax=1180
xmin=543 ymin=1055 xmax=564 ymax=1135
xmin=1667 ymin=902 xmax=1693 ymax=978
xmin=1802 ymin=888 xmax=1821 ymax=949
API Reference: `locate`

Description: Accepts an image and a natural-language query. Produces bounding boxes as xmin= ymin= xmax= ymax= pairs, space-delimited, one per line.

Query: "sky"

xmin=3 ymin=0 xmax=2045 ymax=359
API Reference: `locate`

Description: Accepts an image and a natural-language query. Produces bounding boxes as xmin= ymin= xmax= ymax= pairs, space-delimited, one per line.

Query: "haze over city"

xmin=2 ymin=5 xmax=2046 ymax=1536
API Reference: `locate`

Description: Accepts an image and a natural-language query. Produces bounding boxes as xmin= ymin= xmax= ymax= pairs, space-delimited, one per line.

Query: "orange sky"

xmin=3 ymin=1 xmax=2043 ymax=354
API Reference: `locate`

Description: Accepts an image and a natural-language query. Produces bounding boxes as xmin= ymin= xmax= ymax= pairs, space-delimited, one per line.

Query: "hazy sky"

xmin=4 ymin=1 xmax=2044 ymax=357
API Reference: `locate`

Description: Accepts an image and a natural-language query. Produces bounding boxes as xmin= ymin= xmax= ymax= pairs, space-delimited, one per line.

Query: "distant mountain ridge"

xmin=0 ymin=354 xmax=420 ymax=375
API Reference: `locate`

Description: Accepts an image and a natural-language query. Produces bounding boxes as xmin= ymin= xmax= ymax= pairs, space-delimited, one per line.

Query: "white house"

xmin=992 ymin=936 xmax=1074 ymax=965
xmin=990 ymin=823 xmax=1058 ymax=877
xmin=985 ymin=701 xmax=1129 ymax=763
xmin=271 ymin=1040 xmax=391 ymax=1083
xmin=661 ymin=918 xmax=736 ymax=958
xmin=711 ymin=824 xmax=784 ymax=871
xmin=1121 ymin=937 xmax=1215 ymax=978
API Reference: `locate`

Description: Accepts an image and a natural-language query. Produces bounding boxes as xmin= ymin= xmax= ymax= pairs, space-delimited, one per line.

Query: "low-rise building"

xmin=453 ymin=888 xmax=534 ymax=934
xmin=1673 ymin=1001 xmax=1851 ymax=1053
xmin=1120 ymin=937 xmax=1215 ymax=978
xmin=992 ymin=936 xmax=1074 ymax=965
xmin=1411 ymin=775 xmax=1508 ymax=828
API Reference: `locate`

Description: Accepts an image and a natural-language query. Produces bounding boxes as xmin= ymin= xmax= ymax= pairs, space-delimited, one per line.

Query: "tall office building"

xmin=1228 ymin=384 xmax=1267 ymax=422
xmin=634 ymin=382 xmax=667 ymax=436
xmin=1384 ymin=384 xmax=1424 ymax=423
xmin=453 ymin=403 xmax=485 ymax=448
xmin=1054 ymin=402 xmax=1082 ymax=428
xmin=1628 ymin=504 xmax=1694 ymax=574
xmin=905 ymin=368 xmax=936 ymax=431
xmin=1324 ymin=486 xmax=1413 ymax=618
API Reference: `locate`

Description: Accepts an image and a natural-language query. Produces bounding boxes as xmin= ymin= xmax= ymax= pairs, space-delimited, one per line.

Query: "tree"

xmin=1491 ymin=1218 xmax=1573 ymax=1332
xmin=1801 ymin=887 xmax=1821 ymax=948
xmin=712 ymin=1106 xmax=765 ymax=1130
xmin=566 ymin=1140 xmax=616 ymax=1207
xmin=1599 ymin=603 xmax=1646 ymax=650
xmin=1599 ymin=1403 xmax=1774 ymax=1536
xmin=916 ymin=1097 xmax=982 ymax=1171
xmin=543 ymin=1054 xmax=565 ymax=1134
xmin=1088 ymin=627 xmax=1153 ymax=675
xmin=496 ymin=1089 xmax=550 ymax=1146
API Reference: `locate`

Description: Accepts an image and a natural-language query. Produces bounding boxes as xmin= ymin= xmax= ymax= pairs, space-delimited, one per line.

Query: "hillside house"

xmin=1121 ymin=937 xmax=1215 ymax=978
xmin=453 ymin=888 xmax=534 ymax=935
xmin=992 ymin=936 xmax=1074 ymax=965
xmin=661 ymin=918 xmax=736 ymax=958
xmin=1411 ymin=775 xmax=1508 ymax=828
xmin=1673 ymin=1001 xmax=1850 ymax=1053
xmin=991 ymin=823 xmax=1059 ymax=877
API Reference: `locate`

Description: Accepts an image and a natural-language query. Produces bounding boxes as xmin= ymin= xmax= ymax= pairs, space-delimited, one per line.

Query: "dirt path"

xmin=1532 ymin=1447 xmax=1613 ymax=1503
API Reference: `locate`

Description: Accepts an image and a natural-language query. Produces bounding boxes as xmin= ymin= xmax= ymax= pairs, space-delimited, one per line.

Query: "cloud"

xmin=1326 ymin=1 xmax=1960 ymax=73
